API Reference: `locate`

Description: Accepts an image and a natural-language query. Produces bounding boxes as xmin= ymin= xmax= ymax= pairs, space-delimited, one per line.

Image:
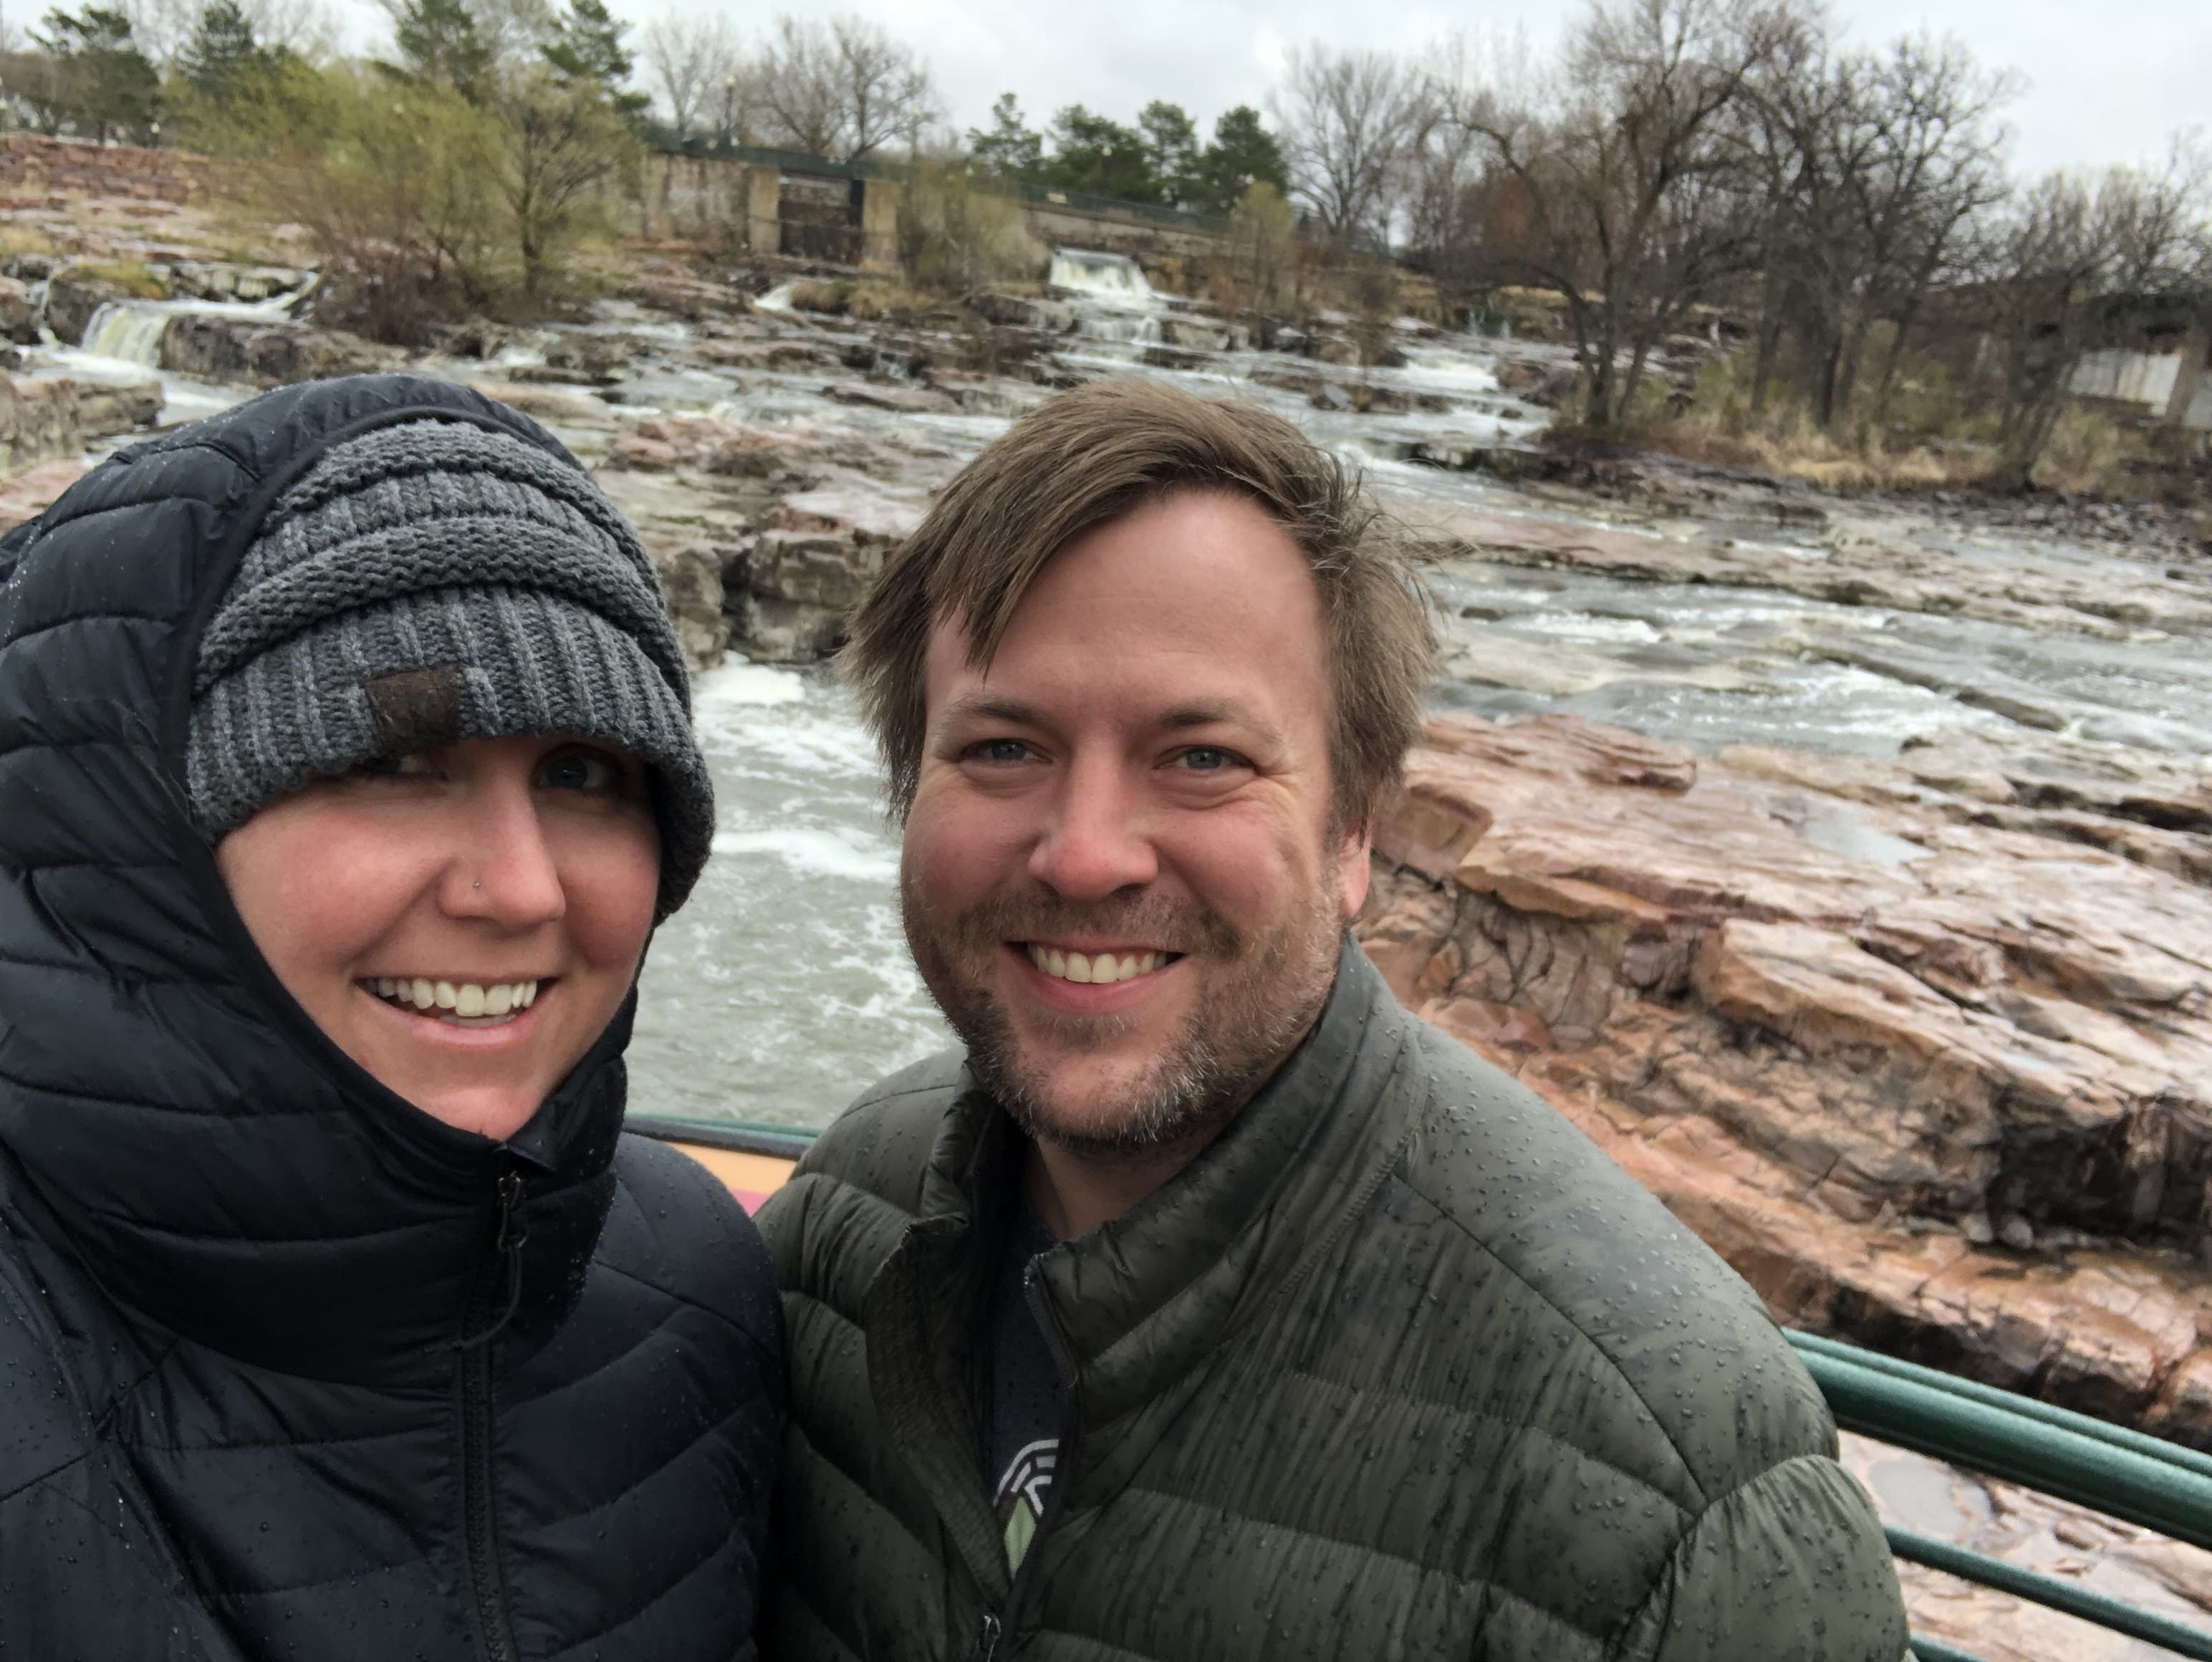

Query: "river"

xmin=24 ymin=252 xmax=2212 ymax=1135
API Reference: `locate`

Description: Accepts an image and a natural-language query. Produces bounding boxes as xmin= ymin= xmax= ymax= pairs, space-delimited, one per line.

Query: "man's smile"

xmin=1019 ymin=943 xmax=1182 ymax=985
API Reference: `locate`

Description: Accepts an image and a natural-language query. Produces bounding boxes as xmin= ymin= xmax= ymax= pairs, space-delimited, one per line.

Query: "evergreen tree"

xmin=178 ymin=0 xmax=271 ymax=103
xmin=540 ymin=0 xmax=645 ymax=121
xmin=1137 ymin=100 xmax=1200 ymax=209
xmin=1198 ymin=105 xmax=1288 ymax=215
xmin=1041 ymin=105 xmax=1156 ymax=203
xmin=968 ymin=91 xmax=1040 ymax=178
xmin=33 ymin=6 xmax=158 ymax=143
xmin=390 ymin=0 xmax=492 ymax=101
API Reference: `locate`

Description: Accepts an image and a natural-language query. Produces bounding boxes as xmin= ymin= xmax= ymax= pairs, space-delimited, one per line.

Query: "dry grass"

xmin=1637 ymin=393 xmax=1997 ymax=492
xmin=2034 ymin=406 xmax=2149 ymax=495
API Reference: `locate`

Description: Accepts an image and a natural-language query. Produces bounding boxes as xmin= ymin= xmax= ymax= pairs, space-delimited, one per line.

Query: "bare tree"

xmin=1270 ymin=44 xmax=1436 ymax=247
xmin=1746 ymin=33 xmax=2014 ymax=426
xmin=641 ymin=9 xmax=740 ymax=142
xmin=1977 ymin=149 xmax=2212 ymax=490
xmin=749 ymin=14 xmax=934 ymax=164
xmin=1456 ymin=0 xmax=1809 ymax=431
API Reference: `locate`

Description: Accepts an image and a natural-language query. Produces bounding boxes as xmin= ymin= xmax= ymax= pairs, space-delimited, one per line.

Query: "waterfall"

xmin=1046 ymin=249 xmax=1158 ymax=305
xmin=78 ymin=302 xmax=173 ymax=367
xmin=1044 ymin=249 xmax=1166 ymax=346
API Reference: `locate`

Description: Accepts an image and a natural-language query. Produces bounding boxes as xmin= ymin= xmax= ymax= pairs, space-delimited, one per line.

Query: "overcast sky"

xmin=338 ymin=0 xmax=2205 ymax=182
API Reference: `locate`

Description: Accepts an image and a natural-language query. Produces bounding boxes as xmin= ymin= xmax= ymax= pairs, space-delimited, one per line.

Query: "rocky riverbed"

xmin=6 ymin=205 xmax=2212 ymax=1631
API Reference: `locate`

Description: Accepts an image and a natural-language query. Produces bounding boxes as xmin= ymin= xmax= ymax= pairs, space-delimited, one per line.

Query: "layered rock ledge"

xmin=1357 ymin=712 xmax=2212 ymax=1446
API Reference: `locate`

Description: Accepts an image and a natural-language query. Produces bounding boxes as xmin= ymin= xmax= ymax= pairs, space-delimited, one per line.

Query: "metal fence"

xmin=634 ymin=1113 xmax=2212 ymax=1660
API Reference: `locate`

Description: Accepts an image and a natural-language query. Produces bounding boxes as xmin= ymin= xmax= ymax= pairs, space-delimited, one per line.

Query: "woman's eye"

xmin=539 ymin=749 xmax=625 ymax=794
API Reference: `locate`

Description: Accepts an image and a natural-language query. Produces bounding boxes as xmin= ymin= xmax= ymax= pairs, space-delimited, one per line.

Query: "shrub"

xmin=895 ymin=160 xmax=1044 ymax=294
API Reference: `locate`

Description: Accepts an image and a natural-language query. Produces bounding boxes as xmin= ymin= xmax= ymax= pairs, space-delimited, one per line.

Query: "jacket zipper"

xmin=459 ymin=1166 xmax=528 ymax=1662
xmin=976 ymin=1263 xmax=1082 ymax=1660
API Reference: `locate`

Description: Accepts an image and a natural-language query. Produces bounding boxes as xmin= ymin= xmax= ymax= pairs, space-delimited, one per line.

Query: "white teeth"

xmin=1025 ymin=946 xmax=1168 ymax=985
xmin=367 ymin=979 xmax=541 ymax=1021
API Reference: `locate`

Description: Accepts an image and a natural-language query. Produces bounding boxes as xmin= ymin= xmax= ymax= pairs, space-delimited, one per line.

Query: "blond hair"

xmin=844 ymin=378 xmax=1437 ymax=832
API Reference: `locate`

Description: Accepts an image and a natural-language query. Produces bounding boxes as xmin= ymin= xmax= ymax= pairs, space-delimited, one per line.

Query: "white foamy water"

xmin=627 ymin=665 xmax=948 ymax=1128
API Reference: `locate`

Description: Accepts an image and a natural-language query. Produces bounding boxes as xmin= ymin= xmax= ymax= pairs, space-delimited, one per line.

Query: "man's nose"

xmin=441 ymin=777 xmax=567 ymax=926
xmin=1027 ymin=756 xmax=1158 ymax=901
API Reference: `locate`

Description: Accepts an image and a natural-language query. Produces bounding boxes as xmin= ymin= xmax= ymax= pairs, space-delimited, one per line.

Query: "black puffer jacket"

xmin=0 ymin=375 xmax=783 ymax=1660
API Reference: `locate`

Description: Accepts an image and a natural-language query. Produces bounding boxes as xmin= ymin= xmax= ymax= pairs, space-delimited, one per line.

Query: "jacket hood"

xmin=0 ymin=375 xmax=639 ymax=1384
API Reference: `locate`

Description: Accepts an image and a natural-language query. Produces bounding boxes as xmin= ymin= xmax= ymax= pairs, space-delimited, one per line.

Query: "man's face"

xmin=900 ymin=489 xmax=1372 ymax=1156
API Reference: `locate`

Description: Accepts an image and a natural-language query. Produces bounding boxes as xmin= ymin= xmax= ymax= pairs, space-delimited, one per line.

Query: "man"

xmin=755 ymin=379 xmax=1909 ymax=1661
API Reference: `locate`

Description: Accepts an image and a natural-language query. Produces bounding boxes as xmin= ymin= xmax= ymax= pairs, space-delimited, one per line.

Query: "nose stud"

xmin=473 ymin=879 xmax=482 ymax=889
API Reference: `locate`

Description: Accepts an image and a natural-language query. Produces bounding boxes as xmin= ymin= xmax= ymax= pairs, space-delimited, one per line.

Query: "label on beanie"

xmin=363 ymin=664 xmax=466 ymax=754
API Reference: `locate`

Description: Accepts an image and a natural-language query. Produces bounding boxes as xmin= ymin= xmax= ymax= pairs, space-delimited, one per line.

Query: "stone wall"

xmin=0 ymin=133 xmax=213 ymax=209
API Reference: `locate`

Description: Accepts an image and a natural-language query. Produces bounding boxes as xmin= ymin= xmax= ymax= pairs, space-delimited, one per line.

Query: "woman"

xmin=0 ymin=375 xmax=782 ymax=1658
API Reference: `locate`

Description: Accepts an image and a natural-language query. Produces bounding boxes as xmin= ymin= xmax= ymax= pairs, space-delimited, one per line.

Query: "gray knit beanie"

xmin=186 ymin=418 xmax=713 ymax=918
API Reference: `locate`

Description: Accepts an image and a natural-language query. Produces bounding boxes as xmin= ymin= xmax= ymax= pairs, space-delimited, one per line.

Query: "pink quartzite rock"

xmin=1357 ymin=710 xmax=2212 ymax=1448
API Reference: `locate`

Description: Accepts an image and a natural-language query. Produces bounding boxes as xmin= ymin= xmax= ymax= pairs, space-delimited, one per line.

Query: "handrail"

xmin=1787 ymin=1330 xmax=2212 ymax=1552
xmin=629 ymin=1112 xmax=2212 ymax=1659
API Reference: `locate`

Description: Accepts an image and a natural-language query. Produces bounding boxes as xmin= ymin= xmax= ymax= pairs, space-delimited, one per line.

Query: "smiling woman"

xmin=0 ymin=375 xmax=782 ymax=1662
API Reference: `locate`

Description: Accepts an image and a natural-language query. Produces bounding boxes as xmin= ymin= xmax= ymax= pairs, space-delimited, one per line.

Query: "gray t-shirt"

xmin=984 ymin=1201 xmax=1064 ymax=1572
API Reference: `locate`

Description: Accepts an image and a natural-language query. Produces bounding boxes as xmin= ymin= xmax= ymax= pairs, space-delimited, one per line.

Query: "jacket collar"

xmin=925 ymin=938 xmax=1420 ymax=1421
xmin=0 ymin=377 xmax=626 ymax=1388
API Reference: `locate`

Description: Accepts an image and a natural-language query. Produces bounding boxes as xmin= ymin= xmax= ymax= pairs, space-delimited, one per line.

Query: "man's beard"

xmin=900 ymin=875 xmax=1345 ymax=1161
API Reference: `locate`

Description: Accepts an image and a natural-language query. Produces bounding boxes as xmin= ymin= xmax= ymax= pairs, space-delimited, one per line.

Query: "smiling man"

xmin=754 ymin=380 xmax=1908 ymax=1662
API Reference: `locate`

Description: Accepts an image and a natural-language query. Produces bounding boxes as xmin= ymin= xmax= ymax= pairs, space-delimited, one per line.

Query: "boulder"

xmin=158 ymin=314 xmax=397 ymax=385
xmin=973 ymin=291 xmax=1075 ymax=333
xmin=0 ymin=277 xmax=37 ymax=345
xmin=1357 ymin=710 xmax=2212 ymax=1444
xmin=0 ymin=457 xmax=87 ymax=531
xmin=723 ymin=485 xmax=921 ymax=663
xmin=0 ymin=373 xmax=161 ymax=477
xmin=644 ymin=540 xmax=728 ymax=671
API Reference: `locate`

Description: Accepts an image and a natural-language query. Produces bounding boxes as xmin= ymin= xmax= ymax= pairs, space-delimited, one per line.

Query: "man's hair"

xmin=844 ymin=378 xmax=1438 ymax=832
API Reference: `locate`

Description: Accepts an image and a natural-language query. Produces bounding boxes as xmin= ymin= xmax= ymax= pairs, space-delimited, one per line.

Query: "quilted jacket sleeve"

xmin=1622 ymin=1453 xmax=1910 ymax=1662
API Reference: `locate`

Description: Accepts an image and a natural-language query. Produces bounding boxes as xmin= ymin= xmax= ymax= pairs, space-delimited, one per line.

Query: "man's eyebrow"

xmin=1160 ymin=701 xmax=1285 ymax=747
xmin=935 ymin=693 xmax=1044 ymax=729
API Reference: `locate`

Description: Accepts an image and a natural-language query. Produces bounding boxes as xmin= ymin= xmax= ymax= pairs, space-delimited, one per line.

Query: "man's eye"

xmin=539 ymin=749 xmax=625 ymax=793
xmin=1178 ymin=747 xmax=1236 ymax=772
xmin=968 ymin=739 xmax=1031 ymax=765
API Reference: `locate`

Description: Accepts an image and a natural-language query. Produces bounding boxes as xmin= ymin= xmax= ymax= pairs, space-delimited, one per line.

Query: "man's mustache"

xmin=945 ymin=890 xmax=1244 ymax=961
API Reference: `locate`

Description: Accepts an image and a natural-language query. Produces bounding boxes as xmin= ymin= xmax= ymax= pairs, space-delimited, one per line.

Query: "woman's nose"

xmin=441 ymin=778 xmax=567 ymax=926
xmin=1026 ymin=759 xmax=1158 ymax=901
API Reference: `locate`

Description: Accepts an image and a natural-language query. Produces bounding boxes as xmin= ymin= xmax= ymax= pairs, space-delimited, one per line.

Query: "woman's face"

xmin=216 ymin=734 xmax=663 ymax=1142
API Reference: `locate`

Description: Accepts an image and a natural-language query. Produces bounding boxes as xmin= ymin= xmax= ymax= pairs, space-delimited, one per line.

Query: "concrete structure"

xmin=629 ymin=151 xmax=900 ymax=266
xmin=2068 ymin=330 xmax=2212 ymax=432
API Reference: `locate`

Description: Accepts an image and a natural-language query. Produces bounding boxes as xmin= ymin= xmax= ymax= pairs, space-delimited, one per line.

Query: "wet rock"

xmin=1 ymin=373 xmax=160 ymax=477
xmin=40 ymin=275 xmax=132 ymax=345
xmin=643 ymin=540 xmax=728 ymax=671
xmin=1141 ymin=343 xmax=1206 ymax=371
xmin=1390 ymin=496 xmax=2212 ymax=640
xmin=726 ymin=486 xmax=923 ymax=663
xmin=0 ymin=457 xmax=87 ymax=531
xmin=605 ymin=413 xmax=823 ymax=478
xmin=164 ymin=261 xmax=310 ymax=303
xmin=0 ymin=278 xmax=37 ymax=345
xmin=819 ymin=379 xmax=952 ymax=413
xmin=973 ymin=291 xmax=1074 ymax=333
xmin=1357 ymin=710 xmax=2212 ymax=1442
xmin=158 ymin=314 xmax=396 ymax=385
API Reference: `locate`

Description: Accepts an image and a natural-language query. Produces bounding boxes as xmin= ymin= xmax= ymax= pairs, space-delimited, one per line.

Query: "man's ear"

xmin=1335 ymin=812 xmax=1375 ymax=923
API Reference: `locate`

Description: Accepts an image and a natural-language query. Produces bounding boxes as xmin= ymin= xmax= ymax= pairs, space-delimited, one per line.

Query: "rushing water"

xmin=25 ymin=284 xmax=2212 ymax=1130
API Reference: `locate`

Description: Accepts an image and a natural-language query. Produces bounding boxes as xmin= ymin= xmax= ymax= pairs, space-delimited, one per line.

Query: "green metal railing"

xmin=631 ymin=1113 xmax=2212 ymax=1659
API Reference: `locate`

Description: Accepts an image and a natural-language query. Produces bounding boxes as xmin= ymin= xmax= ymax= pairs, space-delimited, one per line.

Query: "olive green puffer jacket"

xmin=755 ymin=943 xmax=1909 ymax=1661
